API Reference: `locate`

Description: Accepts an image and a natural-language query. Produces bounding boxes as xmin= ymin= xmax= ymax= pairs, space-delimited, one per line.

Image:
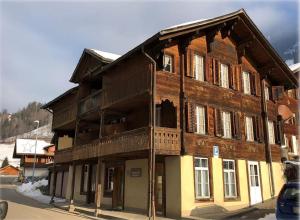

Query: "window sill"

xmin=224 ymin=197 xmax=240 ymax=202
xmin=195 ymin=198 xmax=214 ymax=203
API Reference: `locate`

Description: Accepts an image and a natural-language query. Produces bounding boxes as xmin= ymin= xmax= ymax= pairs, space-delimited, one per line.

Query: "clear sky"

xmin=0 ymin=0 xmax=299 ymax=113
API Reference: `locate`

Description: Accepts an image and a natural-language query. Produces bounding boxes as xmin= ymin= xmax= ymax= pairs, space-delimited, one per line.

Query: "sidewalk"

xmin=51 ymin=199 xmax=276 ymax=220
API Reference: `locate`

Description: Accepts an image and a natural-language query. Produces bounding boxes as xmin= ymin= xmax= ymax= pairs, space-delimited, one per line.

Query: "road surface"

xmin=0 ymin=184 xmax=86 ymax=220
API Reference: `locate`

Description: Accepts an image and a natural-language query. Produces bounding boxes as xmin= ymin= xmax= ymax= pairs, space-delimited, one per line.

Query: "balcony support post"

xmin=94 ymin=157 xmax=102 ymax=216
xmin=69 ymin=162 xmax=76 ymax=212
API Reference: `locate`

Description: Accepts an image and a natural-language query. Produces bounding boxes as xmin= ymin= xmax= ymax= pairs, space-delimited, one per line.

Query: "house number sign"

xmin=130 ymin=168 xmax=142 ymax=177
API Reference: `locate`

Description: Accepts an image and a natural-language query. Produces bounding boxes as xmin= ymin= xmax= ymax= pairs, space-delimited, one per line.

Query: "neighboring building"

xmin=0 ymin=165 xmax=20 ymax=176
xmin=13 ymin=139 xmax=55 ymax=177
xmin=277 ymin=63 xmax=299 ymax=161
xmin=0 ymin=142 xmax=20 ymax=167
xmin=43 ymin=9 xmax=298 ymax=218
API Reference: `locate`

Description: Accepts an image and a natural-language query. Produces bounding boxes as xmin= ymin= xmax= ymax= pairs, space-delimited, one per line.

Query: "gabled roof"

xmin=42 ymin=86 xmax=78 ymax=109
xmin=289 ymin=63 xmax=300 ymax=73
xmin=69 ymin=48 xmax=120 ymax=83
xmin=94 ymin=9 xmax=297 ymax=89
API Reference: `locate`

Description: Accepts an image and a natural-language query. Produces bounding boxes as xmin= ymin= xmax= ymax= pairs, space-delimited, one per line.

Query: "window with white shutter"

xmin=245 ymin=116 xmax=254 ymax=141
xmin=268 ymin=120 xmax=275 ymax=144
xmin=243 ymin=72 xmax=251 ymax=95
xmin=196 ymin=105 xmax=206 ymax=134
xmin=223 ymin=160 xmax=237 ymax=198
xmin=163 ymin=54 xmax=173 ymax=73
xmin=195 ymin=157 xmax=210 ymax=199
xmin=222 ymin=111 xmax=232 ymax=138
xmin=220 ymin=63 xmax=229 ymax=88
xmin=194 ymin=54 xmax=205 ymax=81
xmin=264 ymin=85 xmax=270 ymax=101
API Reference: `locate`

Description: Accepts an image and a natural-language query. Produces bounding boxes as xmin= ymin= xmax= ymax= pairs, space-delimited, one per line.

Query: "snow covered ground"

xmin=16 ymin=179 xmax=65 ymax=204
xmin=258 ymin=213 xmax=276 ymax=220
xmin=0 ymin=143 xmax=20 ymax=167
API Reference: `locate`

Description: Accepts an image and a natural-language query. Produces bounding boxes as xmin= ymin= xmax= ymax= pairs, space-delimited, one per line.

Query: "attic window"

xmin=163 ymin=54 xmax=173 ymax=73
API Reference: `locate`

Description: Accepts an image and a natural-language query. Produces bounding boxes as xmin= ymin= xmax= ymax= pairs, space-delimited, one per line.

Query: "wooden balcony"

xmin=78 ymin=90 xmax=102 ymax=115
xmin=54 ymin=148 xmax=73 ymax=164
xmin=53 ymin=105 xmax=77 ymax=129
xmin=53 ymin=127 xmax=181 ymax=163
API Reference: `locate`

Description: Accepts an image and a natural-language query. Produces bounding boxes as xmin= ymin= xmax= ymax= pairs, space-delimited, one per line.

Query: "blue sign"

xmin=213 ymin=145 xmax=219 ymax=158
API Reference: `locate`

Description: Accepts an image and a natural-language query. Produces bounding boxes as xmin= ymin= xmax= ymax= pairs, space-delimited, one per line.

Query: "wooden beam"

xmin=94 ymin=158 xmax=102 ymax=217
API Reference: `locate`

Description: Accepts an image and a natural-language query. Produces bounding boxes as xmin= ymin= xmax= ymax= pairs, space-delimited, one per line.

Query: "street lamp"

xmin=32 ymin=120 xmax=39 ymax=182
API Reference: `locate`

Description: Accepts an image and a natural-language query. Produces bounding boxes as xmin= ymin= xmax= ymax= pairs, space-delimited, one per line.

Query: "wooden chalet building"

xmin=278 ymin=63 xmax=299 ymax=161
xmin=43 ymin=9 xmax=298 ymax=218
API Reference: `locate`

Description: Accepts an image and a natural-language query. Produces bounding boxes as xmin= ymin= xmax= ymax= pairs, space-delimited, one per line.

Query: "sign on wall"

xmin=130 ymin=168 xmax=142 ymax=177
xmin=213 ymin=145 xmax=219 ymax=158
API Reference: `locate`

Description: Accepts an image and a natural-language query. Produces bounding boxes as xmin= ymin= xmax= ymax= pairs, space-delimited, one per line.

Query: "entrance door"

xmin=88 ymin=164 xmax=97 ymax=204
xmin=248 ymin=161 xmax=262 ymax=205
xmin=155 ymin=162 xmax=165 ymax=215
xmin=112 ymin=166 xmax=124 ymax=210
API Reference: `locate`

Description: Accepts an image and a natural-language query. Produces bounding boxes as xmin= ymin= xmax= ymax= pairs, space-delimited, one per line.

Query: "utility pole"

xmin=32 ymin=120 xmax=40 ymax=182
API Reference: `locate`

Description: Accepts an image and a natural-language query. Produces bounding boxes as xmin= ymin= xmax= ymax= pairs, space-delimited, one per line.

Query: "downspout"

xmin=261 ymin=77 xmax=275 ymax=197
xmin=142 ymin=46 xmax=156 ymax=219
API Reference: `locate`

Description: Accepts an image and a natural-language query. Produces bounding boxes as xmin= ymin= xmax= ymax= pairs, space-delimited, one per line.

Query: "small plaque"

xmin=213 ymin=145 xmax=219 ymax=158
xmin=130 ymin=168 xmax=142 ymax=177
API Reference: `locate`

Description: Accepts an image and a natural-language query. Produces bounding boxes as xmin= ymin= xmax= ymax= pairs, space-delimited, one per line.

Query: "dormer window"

xmin=163 ymin=54 xmax=173 ymax=73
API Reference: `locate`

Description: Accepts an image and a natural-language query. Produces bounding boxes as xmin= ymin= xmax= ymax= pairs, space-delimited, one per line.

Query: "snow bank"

xmin=16 ymin=179 xmax=65 ymax=204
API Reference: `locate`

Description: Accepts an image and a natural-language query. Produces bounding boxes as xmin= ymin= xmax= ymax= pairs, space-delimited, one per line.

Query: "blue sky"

xmin=0 ymin=0 xmax=299 ymax=112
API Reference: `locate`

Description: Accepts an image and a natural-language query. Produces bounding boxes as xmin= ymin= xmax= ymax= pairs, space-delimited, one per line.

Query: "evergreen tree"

xmin=1 ymin=157 xmax=9 ymax=168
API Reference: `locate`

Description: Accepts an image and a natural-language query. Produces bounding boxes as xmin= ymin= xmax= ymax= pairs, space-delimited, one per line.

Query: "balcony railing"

xmin=52 ymin=105 xmax=77 ymax=129
xmin=53 ymin=127 xmax=181 ymax=163
xmin=78 ymin=90 xmax=102 ymax=115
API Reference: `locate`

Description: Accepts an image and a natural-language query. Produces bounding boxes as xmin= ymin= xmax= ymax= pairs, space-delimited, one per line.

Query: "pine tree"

xmin=1 ymin=157 xmax=9 ymax=168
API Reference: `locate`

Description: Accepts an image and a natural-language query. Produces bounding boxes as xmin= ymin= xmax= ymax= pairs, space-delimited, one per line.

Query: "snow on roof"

xmin=15 ymin=139 xmax=53 ymax=155
xmin=89 ymin=49 xmax=121 ymax=61
xmin=289 ymin=63 xmax=300 ymax=72
xmin=163 ymin=18 xmax=208 ymax=31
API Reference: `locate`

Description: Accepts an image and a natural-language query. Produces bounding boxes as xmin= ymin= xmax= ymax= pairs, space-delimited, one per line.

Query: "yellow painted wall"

xmin=260 ymin=161 xmax=272 ymax=201
xmin=57 ymin=135 xmax=73 ymax=150
xmin=74 ymin=165 xmax=86 ymax=202
xmin=272 ymin=162 xmax=286 ymax=196
xmin=165 ymin=156 xmax=181 ymax=218
xmin=124 ymin=159 xmax=148 ymax=212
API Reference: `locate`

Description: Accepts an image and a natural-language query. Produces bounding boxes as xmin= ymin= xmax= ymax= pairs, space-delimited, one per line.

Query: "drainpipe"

xmin=142 ymin=46 xmax=156 ymax=220
xmin=261 ymin=77 xmax=275 ymax=197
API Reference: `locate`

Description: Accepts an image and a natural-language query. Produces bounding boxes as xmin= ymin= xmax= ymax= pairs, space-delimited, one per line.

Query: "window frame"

xmin=220 ymin=63 xmax=229 ymax=88
xmin=223 ymin=159 xmax=238 ymax=199
xmin=222 ymin=111 xmax=232 ymax=139
xmin=242 ymin=71 xmax=251 ymax=95
xmin=194 ymin=157 xmax=210 ymax=199
xmin=103 ymin=166 xmax=114 ymax=197
xmin=195 ymin=105 xmax=206 ymax=135
xmin=163 ymin=53 xmax=174 ymax=73
xmin=193 ymin=53 xmax=205 ymax=82
xmin=245 ymin=116 xmax=254 ymax=142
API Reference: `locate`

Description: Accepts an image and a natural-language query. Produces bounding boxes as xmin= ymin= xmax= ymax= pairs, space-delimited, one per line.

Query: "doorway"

xmin=155 ymin=162 xmax=165 ymax=215
xmin=248 ymin=161 xmax=262 ymax=205
xmin=112 ymin=166 xmax=124 ymax=210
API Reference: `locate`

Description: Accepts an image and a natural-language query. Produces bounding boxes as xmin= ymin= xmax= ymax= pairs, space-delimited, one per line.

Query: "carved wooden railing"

xmin=54 ymin=148 xmax=73 ymax=164
xmin=53 ymin=105 xmax=77 ymax=129
xmin=78 ymin=90 xmax=102 ymax=115
xmin=102 ymin=71 xmax=150 ymax=108
xmin=53 ymin=127 xmax=181 ymax=163
xmin=73 ymin=127 xmax=149 ymax=160
xmin=154 ymin=127 xmax=181 ymax=155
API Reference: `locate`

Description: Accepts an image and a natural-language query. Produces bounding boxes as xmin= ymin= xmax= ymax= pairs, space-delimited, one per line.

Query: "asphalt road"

xmin=0 ymin=184 xmax=86 ymax=220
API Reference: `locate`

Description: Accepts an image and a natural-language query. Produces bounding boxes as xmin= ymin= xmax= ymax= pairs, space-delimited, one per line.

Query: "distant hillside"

xmin=0 ymin=102 xmax=52 ymax=140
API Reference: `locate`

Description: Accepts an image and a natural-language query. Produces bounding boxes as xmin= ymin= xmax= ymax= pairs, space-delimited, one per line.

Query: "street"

xmin=0 ymin=184 xmax=86 ymax=220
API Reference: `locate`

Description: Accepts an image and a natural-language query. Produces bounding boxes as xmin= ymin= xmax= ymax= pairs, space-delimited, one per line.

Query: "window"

xmin=264 ymin=85 xmax=270 ymax=101
xmin=196 ymin=105 xmax=206 ymax=134
xmin=268 ymin=120 xmax=275 ymax=144
xmin=292 ymin=135 xmax=299 ymax=154
xmin=243 ymin=71 xmax=251 ymax=95
xmin=283 ymin=134 xmax=289 ymax=148
xmin=81 ymin=164 xmax=89 ymax=194
xmin=194 ymin=54 xmax=205 ymax=81
xmin=222 ymin=111 xmax=232 ymax=138
xmin=195 ymin=158 xmax=210 ymax=199
xmin=105 ymin=167 xmax=114 ymax=193
xmin=249 ymin=164 xmax=259 ymax=187
xmin=223 ymin=160 xmax=237 ymax=198
xmin=163 ymin=54 xmax=173 ymax=73
xmin=245 ymin=116 xmax=254 ymax=141
xmin=220 ymin=63 xmax=229 ymax=88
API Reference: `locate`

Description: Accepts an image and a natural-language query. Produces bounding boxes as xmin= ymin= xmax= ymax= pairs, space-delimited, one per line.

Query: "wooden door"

xmin=112 ymin=166 xmax=124 ymax=210
xmin=155 ymin=162 xmax=165 ymax=215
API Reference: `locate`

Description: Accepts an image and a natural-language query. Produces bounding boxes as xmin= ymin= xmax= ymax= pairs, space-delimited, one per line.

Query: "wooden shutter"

xmin=272 ymin=86 xmax=284 ymax=101
xmin=186 ymin=102 xmax=196 ymax=132
xmin=253 ymin=116 xmax=258 ymax=141
xmin=229 ymin=65 xmax=234 ymax=89
xmin=257 ymin=116 xmax=263 ymax=143
xmin=230 ymin=65 xmax=238 ymax=90
xmin=205 ymin=106 xmax=208 ymax=134
xmin=232 ymin=112 xmax=241 ymax=139
xmin=250 ymin=74 xmax=256 ymax=95
xmin=274 ymin=121 xmax=282 ymax=144
xmin=206 ymin=56 xmax=213 ymax=83
xmin=214 ymin=108 xmax=223 ymax=137
xmin=213 ymin=59 xmax=219 ymax=85
xmin=187 ymin=49 xmax=195 ymax=78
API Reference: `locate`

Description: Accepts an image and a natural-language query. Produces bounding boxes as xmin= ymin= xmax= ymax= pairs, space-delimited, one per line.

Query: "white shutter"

xmin=243 ymin=72 xmax=251 ymax=95
xmin=221 ymin=64 xmax=229 ymax=88
xmin=196 ymin=105 xmax=206 ymax=134
xmin=194 ymin=55 xmax=204 ymax=81
xmin=292 ymin=136 xmax=298 ymax=154
xmin=246 ymin=116 xmax=254 ymax=141
xmin=223 ymin=111 xmax=232 ymax=138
